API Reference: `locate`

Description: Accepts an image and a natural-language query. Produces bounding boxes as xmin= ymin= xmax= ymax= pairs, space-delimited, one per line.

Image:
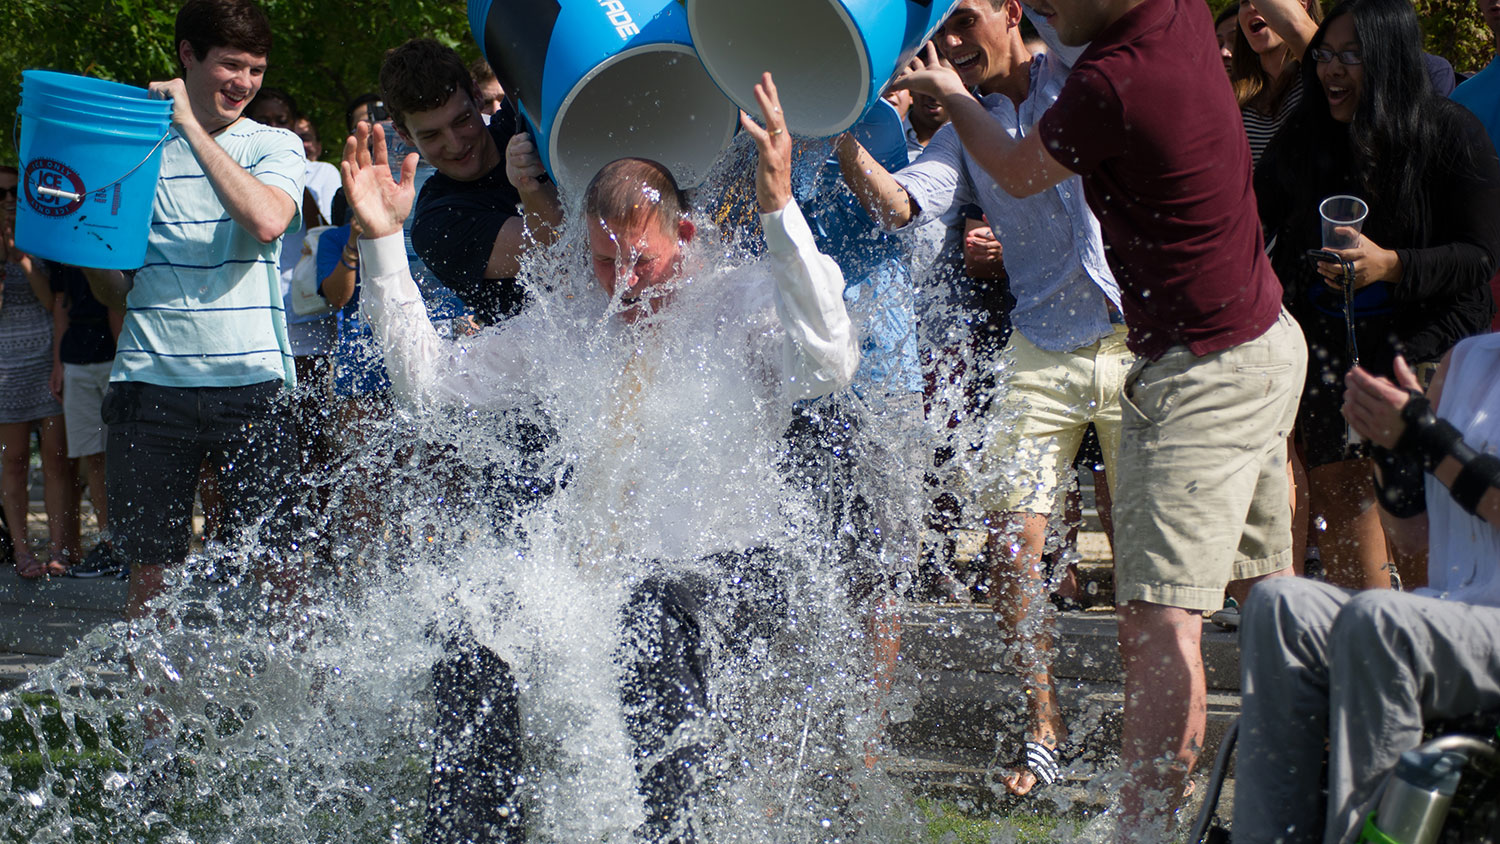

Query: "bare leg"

xmin=0 ymin=422 xmax=38 ymax=573
xmin=1116 ymin=601 xmax=1204 ymax=841
xmin=864 ymin=591 xmax=901 ymax=769
xmin=126 ymin=563 xmax=168 ymax=621
xmin=81 ymin=452 xmax=108 ymax=533
xmin=1093 ymin=465 xmax=1115 ymax=548
xmin=1289 ymin=443 xmax=1309 ymax=577
xmin=1308 ymin=458 xmax=1390 ymax=590
xmin=38 ymin=415 xmax=79 ymax=565
xmin=1117 ymin=565 xmax=1291 ymax=841
xmin=987 ymin=510 xmax=1066 ymax=796
xmin=1385 ymin=514 xmax=1427 ymax=590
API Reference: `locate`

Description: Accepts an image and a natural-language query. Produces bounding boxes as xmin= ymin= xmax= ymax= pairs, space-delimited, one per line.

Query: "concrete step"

xmin=890 ymin=606 xmax=1242 ymax=780
xmin=888 ymin=667 xmax=1241 ymax=759
xmin=884 ymin=740 xmax=1236 ymax=824
xmin=902 ymin=607 xmax=1241 ymax=692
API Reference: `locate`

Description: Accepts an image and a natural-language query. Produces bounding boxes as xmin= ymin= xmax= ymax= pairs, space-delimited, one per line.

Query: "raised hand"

xmin=888 ymin=42 xmax=968 ymax=103
xmin=738 ymin=72 xmax=793 ymax=214
xmin=340 ymin=122 xmax=418 ymax=241
xmin=505 ymin=132 xmax=549 ymax=194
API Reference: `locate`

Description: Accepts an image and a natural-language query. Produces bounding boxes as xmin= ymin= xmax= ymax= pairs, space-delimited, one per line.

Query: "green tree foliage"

xmin=1208 ymin=0 xmax=1494 ymax=75
xmin=1 ymin=0 xmax=476 ymax=165
xmin=1418 ymin=0 xmax=1495 ymax=74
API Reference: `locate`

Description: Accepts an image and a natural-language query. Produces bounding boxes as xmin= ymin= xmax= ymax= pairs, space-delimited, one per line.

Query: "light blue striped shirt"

xmin=113 ymin=117 xmax=304 ymax=387
xmin=891 ymin=52 xmax=1120 ymax=353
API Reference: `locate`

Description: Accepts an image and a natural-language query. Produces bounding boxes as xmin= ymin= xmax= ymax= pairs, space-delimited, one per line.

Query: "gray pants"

xmin=1234 ymin=577 xmax=1500 ymax=843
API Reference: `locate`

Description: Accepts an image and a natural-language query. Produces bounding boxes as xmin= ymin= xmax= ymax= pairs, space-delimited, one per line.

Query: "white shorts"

xmin=62 ymin=361 xmax=113 ymax=458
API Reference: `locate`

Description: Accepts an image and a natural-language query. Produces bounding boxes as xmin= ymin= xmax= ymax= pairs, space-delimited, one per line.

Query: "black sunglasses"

xmin=0 ymin=186 xmax=17 ymax=199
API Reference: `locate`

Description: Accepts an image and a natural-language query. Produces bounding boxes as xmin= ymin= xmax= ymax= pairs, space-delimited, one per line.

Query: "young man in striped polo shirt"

xmin=82 ymin=0 xmax=305 ymax=619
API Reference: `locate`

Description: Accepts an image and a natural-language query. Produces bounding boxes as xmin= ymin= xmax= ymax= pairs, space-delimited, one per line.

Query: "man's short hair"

xmin=175 ymin=0 xmax=272 ymax=66
xmin=584 ymin=159 xmax=691 ymax=235
xmin=248 ymin=87 xmax=298 ymax=119
xmin=345 ymin=93 xmax=383 ymax=132
xmin=379 ymin=38 xmax=475 ymax=134
xmin=0 ymin=165 xmax=18 ymax=178
xmin=469 ymin=58 xmax=498 ymax=86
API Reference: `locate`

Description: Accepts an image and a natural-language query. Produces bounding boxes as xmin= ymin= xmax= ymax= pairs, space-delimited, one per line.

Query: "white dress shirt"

xmin=356 ymin=200 xmax=859 ymax=561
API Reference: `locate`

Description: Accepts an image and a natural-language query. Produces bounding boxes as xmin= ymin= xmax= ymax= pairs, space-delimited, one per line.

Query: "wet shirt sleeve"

xmin=891 ymin=124 xmax=973 ymax=231
xmin=760 ymin=201 xmax=859 ymax=400
xmin=357 ymin=231 xmax=533 ymax=408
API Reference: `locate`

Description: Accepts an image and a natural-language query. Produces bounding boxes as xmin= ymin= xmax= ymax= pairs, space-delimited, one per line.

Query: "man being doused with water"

xmin=339 ymin=73 xmax=857 ymax=843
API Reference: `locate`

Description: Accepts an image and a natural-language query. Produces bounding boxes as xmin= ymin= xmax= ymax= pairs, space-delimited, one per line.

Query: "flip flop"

xmin=15 ymin=550 xmax=46 ymax=580
xmin=1000 ymin=739 xmax=1067 ymax=796
xmin=1021 ymin=740 xmax=1064 ymax=788
xmin=45 ymin=553 xmax=70 ymax=578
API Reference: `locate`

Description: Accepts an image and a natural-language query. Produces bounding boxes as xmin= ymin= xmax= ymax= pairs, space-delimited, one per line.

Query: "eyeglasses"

xmin=0 ymin=186 xmax=17 ymax=199
xmin=1309 ymin=47 xmax=1363 ymax=65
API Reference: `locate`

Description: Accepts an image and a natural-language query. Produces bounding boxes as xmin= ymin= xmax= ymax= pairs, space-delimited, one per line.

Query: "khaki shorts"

xmin=62 ymin=361 xmax=114 ymax=458
xmin=1113 ymin=310 xmax=1307 ymax=612
xmin=971 ymin=325 xmax=1133 ymax=515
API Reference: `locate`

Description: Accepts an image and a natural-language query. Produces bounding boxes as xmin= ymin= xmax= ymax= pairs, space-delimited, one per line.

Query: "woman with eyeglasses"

xmin=0 ymin=165 xmax=79 ymax=579
xmin=1254 ymin=0 xmax=1500 ymax=594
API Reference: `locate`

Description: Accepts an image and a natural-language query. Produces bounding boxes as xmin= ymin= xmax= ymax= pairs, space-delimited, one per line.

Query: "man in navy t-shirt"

xmin=890 ymin=0 xmax=1308 ymax=837
xmin=378 ymin=38 xmax=563 ymax=326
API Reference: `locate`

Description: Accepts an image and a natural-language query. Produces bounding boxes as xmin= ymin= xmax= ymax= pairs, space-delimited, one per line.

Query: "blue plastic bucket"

xmin=468 ymin=0 xmax=740 ymax=193
xmin=14 ymin=70 xmax=172 ymax=270
xmin=686 ymin=0 xmax=961 ymax=137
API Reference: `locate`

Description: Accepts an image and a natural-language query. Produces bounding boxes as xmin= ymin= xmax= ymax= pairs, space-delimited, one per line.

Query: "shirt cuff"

xmin=760 ymin=201 xmax=817 ymax=257
xmin=359 ymin=232 xmax=409 ymax=279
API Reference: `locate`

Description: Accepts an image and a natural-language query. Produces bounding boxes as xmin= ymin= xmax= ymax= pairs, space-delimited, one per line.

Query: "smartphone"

xmin=1305 ymin=248 xmax=1342 ymax=263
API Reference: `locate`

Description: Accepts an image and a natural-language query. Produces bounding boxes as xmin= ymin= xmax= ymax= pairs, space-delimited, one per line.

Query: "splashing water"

xmin=0 ymin=138 xmax=1121 ymax=844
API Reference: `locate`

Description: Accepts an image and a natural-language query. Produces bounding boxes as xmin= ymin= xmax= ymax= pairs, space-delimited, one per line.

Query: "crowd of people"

xmin=2 ymin=0 xmax=1499 ymax=841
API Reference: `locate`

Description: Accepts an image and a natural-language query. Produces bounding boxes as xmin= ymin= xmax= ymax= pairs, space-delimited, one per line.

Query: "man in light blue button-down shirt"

xmin=832 ymin=0 xmax=1133 ymax=798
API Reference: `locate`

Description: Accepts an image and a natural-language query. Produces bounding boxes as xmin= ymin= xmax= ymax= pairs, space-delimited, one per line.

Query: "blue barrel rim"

xmin=21 ymin=85 xmax=171 ymax=112
xmin=19 ymin=96 xmax=173 ymax=125
xmin=21 ymin=88 xmax=172 ymax=115
xmin=547 ymin=40 xmax=741 ymax=189
xmin=17 ymin=103 xmax=172 ymax=140
xmin=22 ymin=69 xmax=159 ymax=97
xmin=684 ymin=0 xmax=872 ymax=138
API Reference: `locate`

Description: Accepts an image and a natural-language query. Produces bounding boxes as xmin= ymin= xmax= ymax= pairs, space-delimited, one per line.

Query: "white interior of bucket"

xmin=687 ymin=0 xmax=869 ymax=137
xmin=550 ymin=44 xmax=740 ymax=195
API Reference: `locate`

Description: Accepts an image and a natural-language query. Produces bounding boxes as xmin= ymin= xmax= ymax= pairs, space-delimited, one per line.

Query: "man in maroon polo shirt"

xmin=891 ymin=0 xmax=1307 ymax=837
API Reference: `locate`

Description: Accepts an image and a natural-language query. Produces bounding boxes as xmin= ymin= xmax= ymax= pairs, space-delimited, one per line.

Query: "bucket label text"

xmin=24 ymin=158 xmax=86 ymax=218
xmin=597 ymin=0 xmax=640 ymax=38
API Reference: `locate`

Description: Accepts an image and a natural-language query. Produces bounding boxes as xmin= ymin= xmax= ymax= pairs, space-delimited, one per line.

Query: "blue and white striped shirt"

xmin=112 ymin=117 xmax=304 ymax=387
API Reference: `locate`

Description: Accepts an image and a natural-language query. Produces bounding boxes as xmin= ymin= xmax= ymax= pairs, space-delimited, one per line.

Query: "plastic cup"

xmin=1320 ymin=195 xmax=1369 ymax=249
